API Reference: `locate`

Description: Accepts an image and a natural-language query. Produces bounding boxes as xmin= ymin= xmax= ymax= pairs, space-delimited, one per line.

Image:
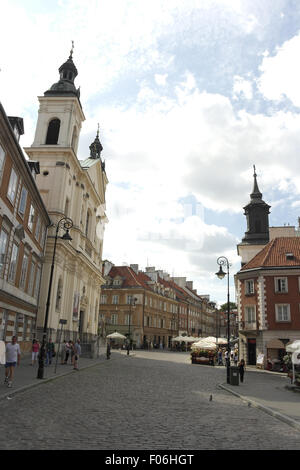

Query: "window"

xmin=7 ymin=167 xmax=18 ymax=203
xmin=100 ymin=295 xmax=107 ymax=304
xmin=245 ymin=306 xmax=256 ymax=323
xmin=28 ymin=204 xmax=35 ymax=231
xmin=124 ymin=314 xmax=130 ymax=325
xmin=85 ymin=210 xmax=91 ymax=238
xmin=111 ymin=313 xmax=118 ymax=325
xmin=113 ymin=279 xmax=122 ymax=286
xmin=8 ymin=242 xmax=19 ymax=283
xmin=28 ymin=260 xmax=36 ymax=296
xmin=45 ymin=118 xmax=60 ymax=144
xmin=245 ymin=279 xmax=254 ymax=295
xmin=19 ymin=252 xmax=29 ymax=290
xmin=35 ymin=216 xmax=41 ymax=241
xmin=18 ymin=186 xmax=28 ymax=217
xmin=276 ymin=304 xmax=291 ymax=322
xmin=0 ymin=309 xmax=8 ymax=340
xmin=275 ymin=277 xmax=288 ymax=293
xmin=112 ymin=295 xmax=119 ymax=305
xmin=34 ymin=264 xmax=41 ymax=299
xmin=0 ymin=143 xmax=6 ymax=182
xmin=0 ymin=229 xmax=8 ymax=277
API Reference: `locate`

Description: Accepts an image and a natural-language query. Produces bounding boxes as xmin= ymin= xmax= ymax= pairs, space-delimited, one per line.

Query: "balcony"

xmin=239 ymin=320 xmax=258 ymax=333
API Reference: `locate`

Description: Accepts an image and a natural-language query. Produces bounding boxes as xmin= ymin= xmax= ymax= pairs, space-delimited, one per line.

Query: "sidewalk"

xmin=218 ymin=366 xmax=300 ymax=432
xmin=0 ymin=347 xmax=108 ymax=399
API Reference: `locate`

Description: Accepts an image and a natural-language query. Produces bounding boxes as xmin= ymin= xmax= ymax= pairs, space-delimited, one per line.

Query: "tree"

xmin=220 ymin=302 xmax=237 ymax=312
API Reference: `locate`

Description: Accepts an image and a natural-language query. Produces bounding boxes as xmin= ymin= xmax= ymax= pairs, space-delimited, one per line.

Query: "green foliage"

xmin=220 ymin=302 xmax=237 ymax=312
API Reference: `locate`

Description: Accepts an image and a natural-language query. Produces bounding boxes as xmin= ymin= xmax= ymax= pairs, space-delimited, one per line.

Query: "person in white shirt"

xmin=4 ymin=336 xmax=21 ymax=388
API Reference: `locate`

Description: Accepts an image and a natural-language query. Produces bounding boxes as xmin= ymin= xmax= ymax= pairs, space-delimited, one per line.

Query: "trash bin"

xmin=229 ymin=366 xmax=239 ymax=385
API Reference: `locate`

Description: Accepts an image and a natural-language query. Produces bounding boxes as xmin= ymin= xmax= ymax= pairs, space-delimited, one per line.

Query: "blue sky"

xmin=2 ymin=0 xmax=300 ymax=304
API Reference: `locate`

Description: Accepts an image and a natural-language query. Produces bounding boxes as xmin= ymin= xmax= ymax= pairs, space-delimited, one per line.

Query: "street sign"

xmin=59 ymin=319 xmax=67 ymax=325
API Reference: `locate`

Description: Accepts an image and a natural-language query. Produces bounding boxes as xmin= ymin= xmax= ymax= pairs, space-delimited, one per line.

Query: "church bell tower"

xmin=237 ymin=166 xmax=271 ymax=266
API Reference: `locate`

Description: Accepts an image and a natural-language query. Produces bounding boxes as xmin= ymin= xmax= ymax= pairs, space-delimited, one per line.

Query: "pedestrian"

xmin=238 ymin=358 xmax=246 ymax=383
xmin=234 ymin=351 xmax=238 ymax=366
xmin=45 ymin=338 xmax=55 ymax=365
xmin=4 ymin=336 xmax=21 ymax=388
xmin=69 ymin=340 xmax=75 ymax=366
xmin=31 ymin=339 xmax=39 ymax=366
xmin=224 ymin=350 xmax=229 ymax=366
xmin=60 ymin=340 xmax=66 ymax=364
xmin=106 ymin=341 xmax=111 ymax=360
xmin=64 ymin=340 xmax=70 ymax=364
xmin=73 ymin=339 xmax=81 ymax=370
xmin=218 ymin=349 xmax=223 ymax=365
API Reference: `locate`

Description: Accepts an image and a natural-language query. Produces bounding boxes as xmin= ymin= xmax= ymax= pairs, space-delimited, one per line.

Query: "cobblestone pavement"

xmin=0 ymin=350 xmax=299 ymax=450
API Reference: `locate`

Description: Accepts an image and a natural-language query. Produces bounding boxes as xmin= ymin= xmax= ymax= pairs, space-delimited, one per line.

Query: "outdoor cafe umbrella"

xmin=286 ymin=340 xmax=300 ymax=353
xmin=106 ymin=332 xmax=127 ymax=340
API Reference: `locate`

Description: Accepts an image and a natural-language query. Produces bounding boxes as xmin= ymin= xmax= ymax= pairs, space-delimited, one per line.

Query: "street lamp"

xmin=127 ymin=296 xmax=137 ymax=356
xmin=215 ymin=256 xmax=231 ymax=384
xmin=37 ymin=217 xmax=73 ymax=379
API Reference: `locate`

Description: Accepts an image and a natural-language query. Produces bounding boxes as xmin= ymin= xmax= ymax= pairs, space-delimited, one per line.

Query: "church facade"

xmin=25 ymin=47 xmax=108 ymax=343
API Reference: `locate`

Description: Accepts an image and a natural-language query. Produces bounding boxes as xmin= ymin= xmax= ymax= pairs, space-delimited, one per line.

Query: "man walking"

xmin=73 ymin=339 xmax=81 ymax=370
xmin=4 ymin=336 xmax=20 ymax=388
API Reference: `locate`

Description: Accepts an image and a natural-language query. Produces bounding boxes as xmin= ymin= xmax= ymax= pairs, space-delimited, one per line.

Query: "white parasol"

xmin=286 ymin=340 xmax=300 ymax=353
xmin=106 ymin=332 xmax=127 ymax=340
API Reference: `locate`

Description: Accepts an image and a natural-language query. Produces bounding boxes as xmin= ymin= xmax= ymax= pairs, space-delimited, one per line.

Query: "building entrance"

xmin=248 ymin=339 xmax=256 ymax=365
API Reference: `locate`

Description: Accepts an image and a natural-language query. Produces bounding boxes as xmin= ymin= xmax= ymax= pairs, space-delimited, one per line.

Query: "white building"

xmin=24 ymin=47 xmax=108 ymax=343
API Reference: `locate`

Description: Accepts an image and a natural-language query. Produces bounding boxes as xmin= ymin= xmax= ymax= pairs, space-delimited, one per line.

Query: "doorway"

xmin=248 ymin=339 xmax=256 ymax=365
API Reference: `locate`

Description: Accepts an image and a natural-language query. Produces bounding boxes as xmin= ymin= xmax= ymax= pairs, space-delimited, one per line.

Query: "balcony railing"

xmin=239 ymin=320 xmax=258 ymax=331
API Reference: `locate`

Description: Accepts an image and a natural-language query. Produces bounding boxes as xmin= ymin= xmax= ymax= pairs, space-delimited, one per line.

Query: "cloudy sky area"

xmin=2 ymin=0 xmax=300 ymax=305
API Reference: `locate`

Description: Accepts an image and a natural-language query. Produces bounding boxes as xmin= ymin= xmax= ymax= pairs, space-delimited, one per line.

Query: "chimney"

xmin=186 ymin=281 xmax=193 ymax=290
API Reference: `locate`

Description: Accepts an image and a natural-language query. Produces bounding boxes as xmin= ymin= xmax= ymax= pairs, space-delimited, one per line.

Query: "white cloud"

xmin=258 ymin=32 xmax=300 ymax=107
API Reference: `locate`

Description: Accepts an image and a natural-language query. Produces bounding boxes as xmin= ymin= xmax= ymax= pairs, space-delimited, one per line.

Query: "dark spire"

xmin=241 ymin=165 xmax=271 ymax=245
xmin=250 ymin=164 xmax=262 ymax=201
xmin=89 ymin=124 xmax=103 ymax=159
xmin=44 ymin=41 xmax=81 ymax=101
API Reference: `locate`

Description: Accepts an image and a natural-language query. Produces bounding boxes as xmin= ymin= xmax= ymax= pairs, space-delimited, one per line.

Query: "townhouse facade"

xmin=100 ymin=263 xmax=217 ymax=348
xmin=236 ymin=237 xmax=300 ymax=366
xmin=24 ymin=48 xmax=108 ymax=343
xmin=0 ymin=102 xmax=51 ymax=351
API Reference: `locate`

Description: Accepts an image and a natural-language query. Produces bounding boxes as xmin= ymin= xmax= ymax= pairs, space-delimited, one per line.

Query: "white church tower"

xmin=25 ymin=44 xmax=108 ymax=345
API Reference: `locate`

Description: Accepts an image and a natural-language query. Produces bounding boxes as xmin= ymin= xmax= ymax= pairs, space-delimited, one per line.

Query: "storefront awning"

xmin=266 ymin=339 xmax=285 ymax=349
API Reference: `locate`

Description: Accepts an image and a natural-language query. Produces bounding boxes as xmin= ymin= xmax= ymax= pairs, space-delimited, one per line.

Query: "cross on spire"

xmin=69 ymin=40 xmax=74 ymax=59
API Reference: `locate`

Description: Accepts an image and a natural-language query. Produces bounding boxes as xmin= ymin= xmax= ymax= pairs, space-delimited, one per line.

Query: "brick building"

xmin=236 ymin=237 xmax=300 ymax=366
xmin=0 ymin=102 xmax=50 ymax=351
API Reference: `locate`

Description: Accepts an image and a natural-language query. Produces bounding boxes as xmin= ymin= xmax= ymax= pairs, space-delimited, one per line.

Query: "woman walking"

xmin=31 ymin=339 xmax=39 ymax=366
xmin=238 ymin=358 xmax=246 ymax=383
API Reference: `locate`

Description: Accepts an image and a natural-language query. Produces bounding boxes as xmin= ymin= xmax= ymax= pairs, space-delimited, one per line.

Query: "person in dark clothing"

xmin=106 ymin=342 xmax=111 ymax=359
xmin=238 ymin=359 xmax=246 ymax=383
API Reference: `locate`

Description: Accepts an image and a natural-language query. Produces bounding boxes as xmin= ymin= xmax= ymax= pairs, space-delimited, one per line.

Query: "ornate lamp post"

xmin=127 ymin=296 xmax=137 ymax=356
xmin=37 ymin=217 xmax=73 ymax=379
xmin=215 ymin=256 xmax=231 ymax=384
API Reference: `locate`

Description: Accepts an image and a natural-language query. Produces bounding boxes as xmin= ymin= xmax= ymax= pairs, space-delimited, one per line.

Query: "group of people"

xmin=60 ymin=340 xmax=81 ymax=370
xmin=2 ymin=336 xmax=82 ymax=389
xmin=217 ymin=348 xmax=246 ymax=383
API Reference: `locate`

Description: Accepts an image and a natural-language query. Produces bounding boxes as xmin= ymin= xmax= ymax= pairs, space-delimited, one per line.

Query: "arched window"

xmin=45 ymin=119 xmax=60 ymax=145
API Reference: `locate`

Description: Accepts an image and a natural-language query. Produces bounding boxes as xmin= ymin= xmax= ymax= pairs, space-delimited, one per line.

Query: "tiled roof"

xmin=241 ymin=237 xmax=300 ymax=271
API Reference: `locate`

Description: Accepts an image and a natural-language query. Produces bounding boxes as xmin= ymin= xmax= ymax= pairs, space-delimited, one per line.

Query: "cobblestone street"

xmin=0 ymin=351 xmax=299 ymax=450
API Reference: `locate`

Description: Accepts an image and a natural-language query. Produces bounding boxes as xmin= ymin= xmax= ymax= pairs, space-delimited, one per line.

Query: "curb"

xmin=218 ymin=383 xmax=300 ymax=433
xmin=0 ymin=355 xmax=120 ymax=400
